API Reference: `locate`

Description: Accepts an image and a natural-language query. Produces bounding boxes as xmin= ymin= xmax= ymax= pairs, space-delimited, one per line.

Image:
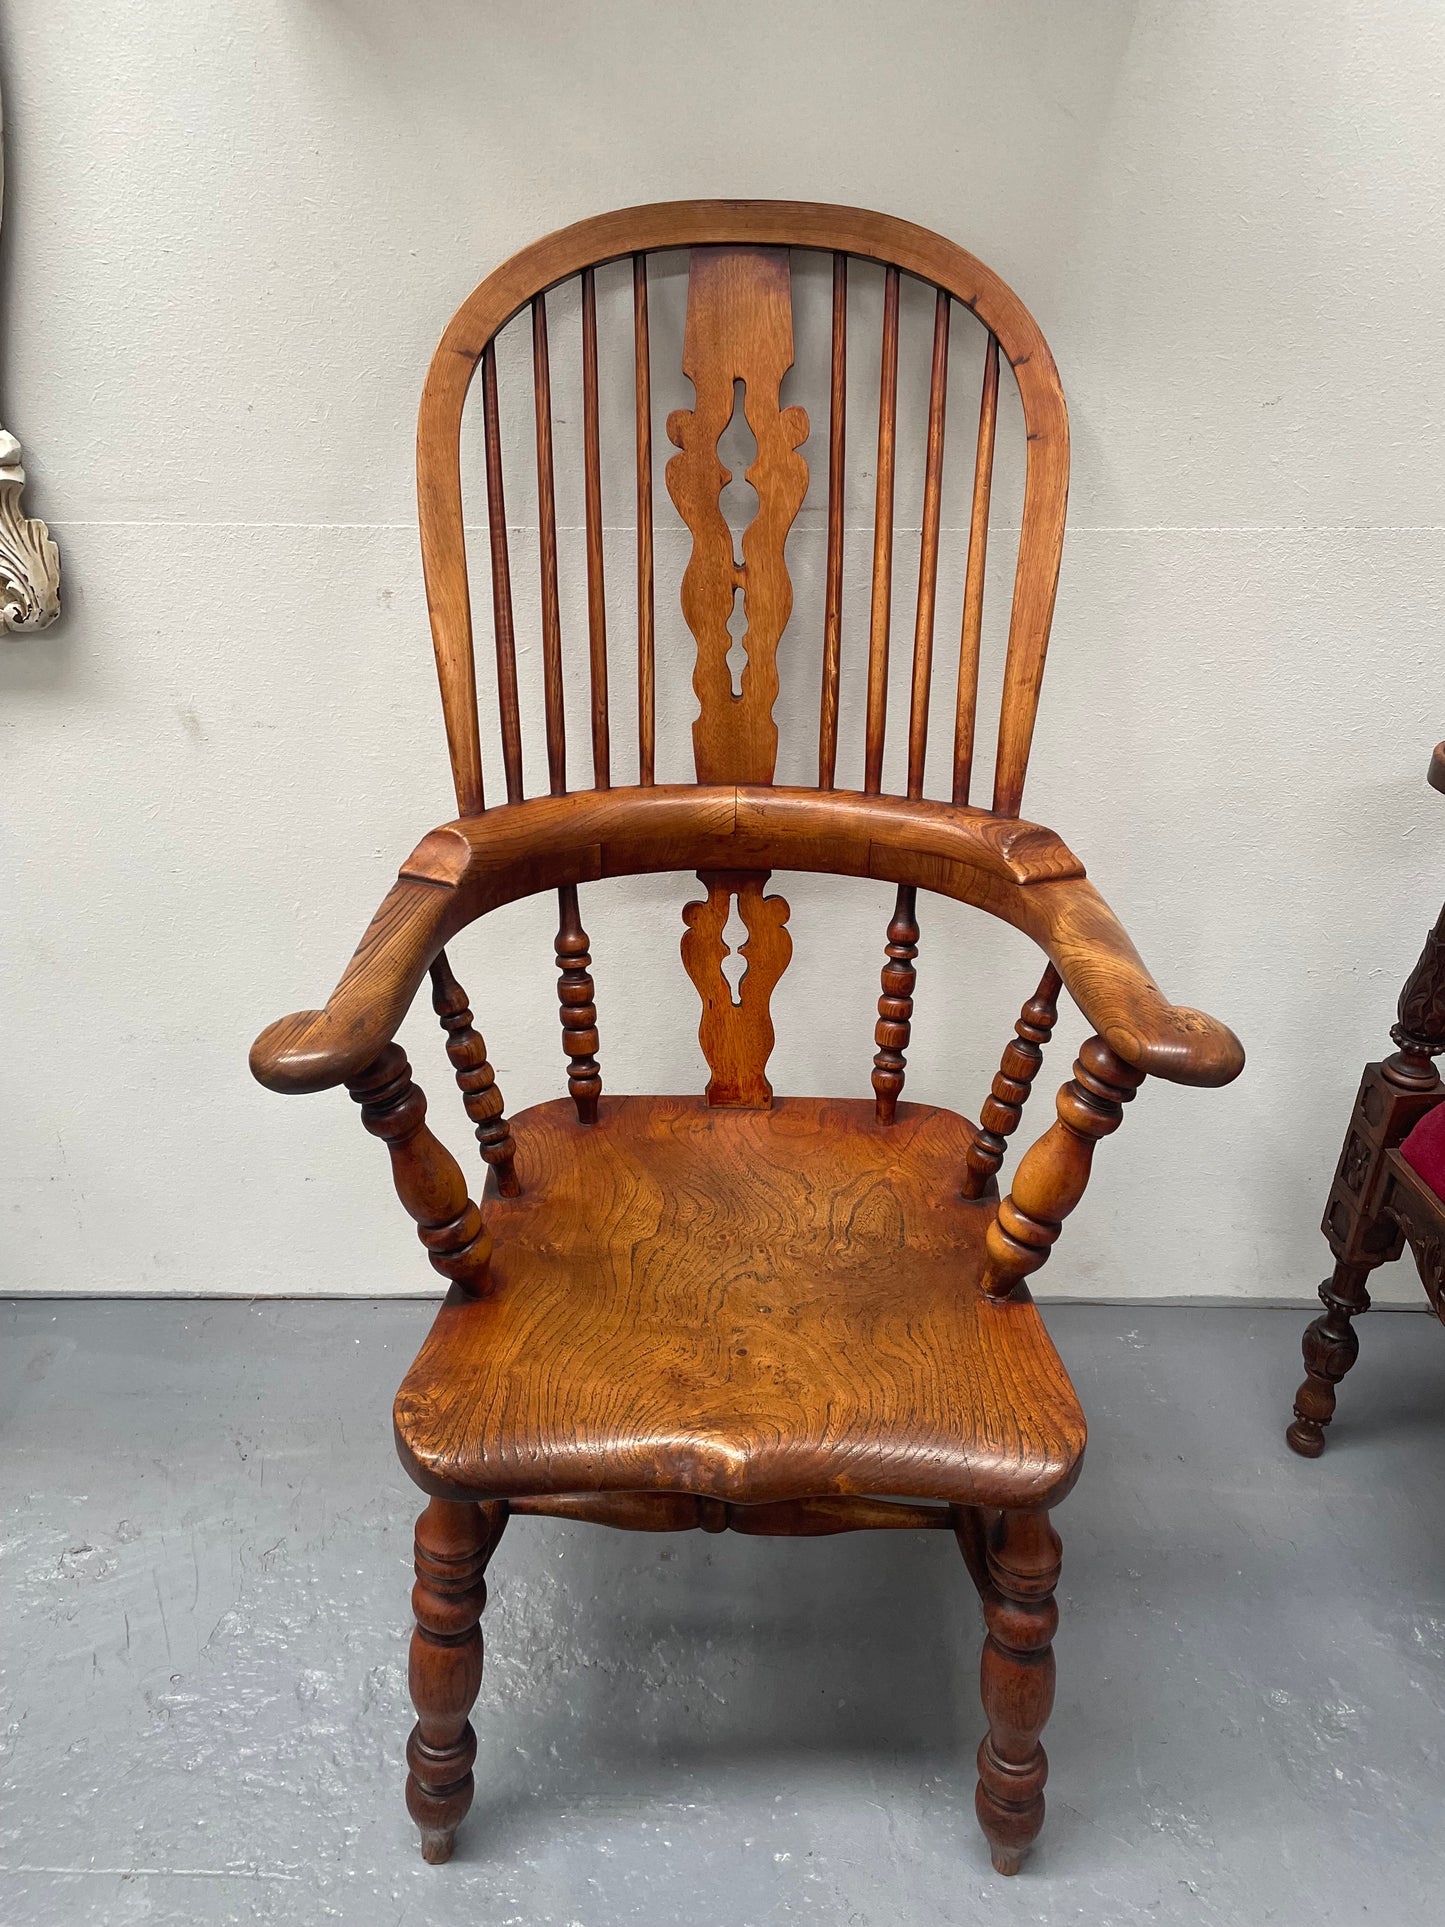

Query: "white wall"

xmin=2 ymin=0 xmax=1443 ymax=1303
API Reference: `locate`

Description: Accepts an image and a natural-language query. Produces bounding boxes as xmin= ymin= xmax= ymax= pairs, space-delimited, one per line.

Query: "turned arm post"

xmin=346 ymin=1044 xmax=494 ymax=1296
xmin=429 ymin=950 xmax=520 ymax=1197
xmin=962 ymin=964 xmax=1062 ymax=1198
xmin=981 ymin=1035 xmax=1144 ymax=1300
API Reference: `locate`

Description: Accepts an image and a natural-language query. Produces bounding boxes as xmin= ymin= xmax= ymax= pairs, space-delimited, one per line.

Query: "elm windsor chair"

xmin=250 ymin=201 xmax=1244 ymax=1874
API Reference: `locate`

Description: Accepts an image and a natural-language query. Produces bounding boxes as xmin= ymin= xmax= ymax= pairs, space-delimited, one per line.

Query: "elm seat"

xmin=393 ymin=1095 xmax=1086 ymax=1511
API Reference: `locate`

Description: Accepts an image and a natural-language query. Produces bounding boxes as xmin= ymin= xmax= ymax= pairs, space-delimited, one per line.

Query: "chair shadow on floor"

xmin=453 ymin=1516 xmax=983 ymax=1860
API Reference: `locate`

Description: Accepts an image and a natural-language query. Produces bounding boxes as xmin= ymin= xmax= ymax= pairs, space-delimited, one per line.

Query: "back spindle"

xmin=554 ymin=883 xmax=602 ymax=1124
xmin=581 ymin=267 xmax=611 ymax=789
xmin=907 ymin=288 xmax=950 ymax=801
xmin=954 ymin=333 xmax=1000 ymax=807
xmin=532 ymin=294 xmax=566 ymax=797
xmin=634 ymin=254 xmax=656 ymax=786
xmin=864 ymin=264 xmax=901 ymax=796
xmin=819 ymin=251 xmax=847 ymax=789
xmin=872 ymin=884 xmax=920 ymax=1124
xmin=481 ymin=343 xmax=523 ymax=804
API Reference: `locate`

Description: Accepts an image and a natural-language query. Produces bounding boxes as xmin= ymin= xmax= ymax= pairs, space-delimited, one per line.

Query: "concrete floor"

xmin=2 ymin=1299 xmax=1443 ymax=1927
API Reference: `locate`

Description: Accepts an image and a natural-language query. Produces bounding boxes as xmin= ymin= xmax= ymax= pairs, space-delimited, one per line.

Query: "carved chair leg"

xmin=974 ymin=1508 xmax=1061 ymax=1875
xmin=407 ymin=1497 xmax=508 ymax=1863
xmin=982 ymin=1035 xmax=1143 ymax=1299
xmin=1286 ymin=1261 xmax=1373 ymax=1458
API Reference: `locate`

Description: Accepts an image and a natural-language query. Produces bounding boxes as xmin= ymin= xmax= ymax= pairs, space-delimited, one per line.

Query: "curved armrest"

xmin=250 ymin=783 xmax=1243 ymax=1096
xmin=1009 ymin=876 xmax=1244 ymax=1087
xmin=250 ymin=874 xmax=464 ymax=1094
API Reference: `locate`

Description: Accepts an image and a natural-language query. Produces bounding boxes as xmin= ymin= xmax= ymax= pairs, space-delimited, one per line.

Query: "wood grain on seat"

xmin=393 ymin=1095 xmax=1085 ymax=1511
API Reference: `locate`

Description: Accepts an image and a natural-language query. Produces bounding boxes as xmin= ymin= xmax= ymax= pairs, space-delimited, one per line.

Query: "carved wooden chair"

xmin=250 ymin=202 xmax=1244 ymax=1874
xmin=1287 ymin=741 xmax=1445 ymax=1457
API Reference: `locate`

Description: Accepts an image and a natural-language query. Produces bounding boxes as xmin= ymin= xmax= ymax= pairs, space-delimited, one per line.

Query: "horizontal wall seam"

xmin=42 ymin=519 xmax=1445 ymax=535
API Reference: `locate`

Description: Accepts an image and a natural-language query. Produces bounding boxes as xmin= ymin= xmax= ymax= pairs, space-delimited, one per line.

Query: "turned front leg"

xmin=982 ymin=1035 xmax=1143 ymax=1299
xmin=407 ymin=1497 xmax=508 ymax=1862
xmin=974 ymin=1509 xmax=1062 ymax=1874
xmin=346 ymin=1045 xmax=493 ymax=1296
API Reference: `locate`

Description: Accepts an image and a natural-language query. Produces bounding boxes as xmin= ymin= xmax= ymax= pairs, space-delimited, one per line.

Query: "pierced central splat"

xmin=665 ymin=247 xmax=809 ymax=786
xmin=681 ymin=870 xmax=793 ymax=1108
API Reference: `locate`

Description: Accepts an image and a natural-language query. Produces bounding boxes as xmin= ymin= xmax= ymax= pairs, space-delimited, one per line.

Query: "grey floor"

xmin=2 ymin=1300 xmax=1443 ymax=1927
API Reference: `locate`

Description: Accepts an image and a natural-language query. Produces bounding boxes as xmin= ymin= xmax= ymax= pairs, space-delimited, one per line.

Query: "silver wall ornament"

xmin=0 ymin=83 xmax=60 ymax=631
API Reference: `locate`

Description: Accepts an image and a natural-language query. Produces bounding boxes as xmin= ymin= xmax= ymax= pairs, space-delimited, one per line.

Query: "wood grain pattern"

xmin=554 ymin=883 xmax=601 ymax=1124
xmin=406 ymin=1496 xmax=507 ymax=1863
xmin=680 ymin=868 xmax=793 ymax=1107
xmin=258 ymin=200 xmax=1241 ymax=1879
xmin=416 ymin=201 xmax=1071 ymax=820
xmin=250 ymin=784 xmax=1243 ymax=1098
xmin=580 ymin=266 xmax=610 ymax=789
xmin=982 ymin=1036 xmax=1144 ymax=1299
xmin=819 ymin=251 xmax=847 ymax=789
xmin=665 ymin=247 xmax=808 ymax=784
xmin=509 ymin=1492 xmax=958 ymax=1534
xmin=973 ymin=1509 xmax=1061 ymax=1875
xmin=962 ymin=964 xmax=1062 ymax=1199
xmin=429 ymin=950 xmax=519 ymax=1198
xmin=864 ymin=265 xmax=900 ymax=796
xmin=633 ymin=254 xmax=655 ymax=786
xmin=907 ymin=289 xmax=950 ymax=800
xmin=532 ymin=295 xmax=566 ymax=795
xmin=871 ymin=883 xmax=919 ymax=1123
xmin=346 ymin=1046 xmax=493 ymax=1296
xmin=393 ymin=1094 xmax=1086 ymax=1510
xmin=954 ymin=334 xmax=999 ymax=806
xmin=481 ymin=343 xmax=523 ymax=804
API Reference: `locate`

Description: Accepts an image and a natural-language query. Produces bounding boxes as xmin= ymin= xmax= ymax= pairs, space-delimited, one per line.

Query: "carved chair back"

xmin=416 ymin=200 xmax=1070 ymax=1114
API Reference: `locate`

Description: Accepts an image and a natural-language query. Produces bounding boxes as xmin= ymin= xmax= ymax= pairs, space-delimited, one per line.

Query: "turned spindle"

xmin=962 ymin=965 xmax=1062 ymax=1198
xmin=872 ymin=884 xmax=920 ymax=1124
xmin=429 ymin=951 xmax=520 ymax=1198
xmin=554 ymin=884 xmax=601 ymax=1124
xmin=406 ymin=1497 xmax=508 ymax=1863
xmin=1288 ymin=897 xmax=1445 ymax=1454
xmin=345 ymin=1045 xmax=493 ymax=1296
xmin=974 ymin=1509 xmax=1062 ymax=1875
xmin=982 ymin=1035 xmax=1143 ymax=1299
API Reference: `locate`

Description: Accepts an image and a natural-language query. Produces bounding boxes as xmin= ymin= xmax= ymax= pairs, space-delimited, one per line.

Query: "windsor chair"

xmin=250 ymin=201 xmax=1244 ymax=1875
xmin=1287 ymin=740 xmax=1445 ymax=1457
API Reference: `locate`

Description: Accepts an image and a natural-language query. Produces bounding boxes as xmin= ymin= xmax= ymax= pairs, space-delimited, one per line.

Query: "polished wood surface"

xmin=680 ymin=869 xmax=792 ymax=1107
xmin=415 ymin=200 xmax=1069 ymax=821
xmin=394 ymin=1094 xmax=1085 ymax=1511
xmin=962 ymin=965 xmax=1063 ymax=1199
xmin=871 ymin=882 xmax=920 ymax=1123
xmin=406 ymin=1497 xmax=507 ymax=1863
xmin=428 ymin=951 xmax=519 ymax=1198
xmin=665 ymin=246 xmax=808 ymax=787
xmin=251 ymin=783 xmax=1242 ymax=1099
xmin=255 ymin=201 xmax=1242 ymax=1871
xmin=955 ymin=334 xmax=999 ymax=806
xmin=1288 ymin=748 xmax=1445 ymax=1454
